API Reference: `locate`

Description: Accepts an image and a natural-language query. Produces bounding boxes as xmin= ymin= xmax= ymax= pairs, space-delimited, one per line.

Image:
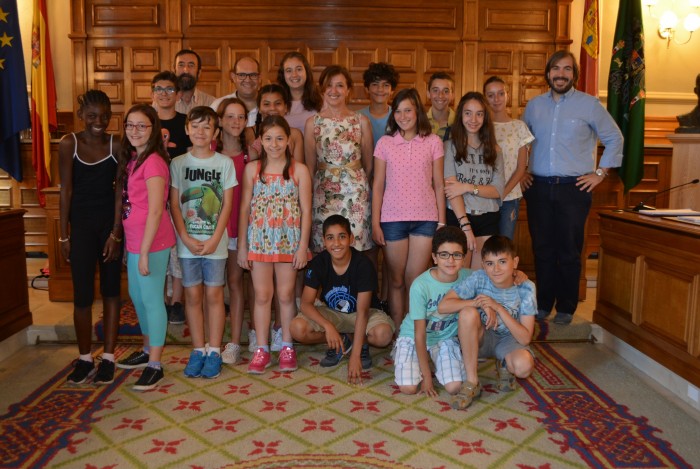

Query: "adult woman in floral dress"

xmin=304 ymin=65 xmax=374 ymax=254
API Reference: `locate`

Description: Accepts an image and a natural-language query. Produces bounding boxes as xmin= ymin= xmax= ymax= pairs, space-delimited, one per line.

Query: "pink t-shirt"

xmin=225 ymin=151 xmax=247 ymax=239
xmin=374 ymin=132 xmax=444 ymax=222
xmin=123 ymin=154 xmax=176 ymax=254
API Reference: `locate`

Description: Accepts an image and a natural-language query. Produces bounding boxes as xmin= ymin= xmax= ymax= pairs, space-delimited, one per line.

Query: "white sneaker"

xmin=271 ymin=327 xmax=283 ymax=352
xmin=221 ymin=343 xmax=241 ymax=365
xmin=248 ymin=329 xmax=257 ymax=353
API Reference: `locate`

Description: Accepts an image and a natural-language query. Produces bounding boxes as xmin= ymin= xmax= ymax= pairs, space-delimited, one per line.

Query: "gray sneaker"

xmin=320 ymin=334 xmax=353 ymax=367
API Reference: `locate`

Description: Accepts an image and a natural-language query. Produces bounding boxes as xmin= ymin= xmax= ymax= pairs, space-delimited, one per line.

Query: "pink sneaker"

xmin=278 ymin=346 xmax=298 ymax=372
xmin=247 ymin=348 xmax=271 ymax=374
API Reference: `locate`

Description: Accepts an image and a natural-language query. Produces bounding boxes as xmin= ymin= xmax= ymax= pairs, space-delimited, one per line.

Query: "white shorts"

xmin=227 ymin=237 xmax=238 ymax=251
xmin=393 ymin=336 xmax=466 ymax=387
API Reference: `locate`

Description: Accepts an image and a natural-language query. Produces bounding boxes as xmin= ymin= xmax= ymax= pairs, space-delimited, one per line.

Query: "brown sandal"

xmin=450 ymin=381 xmax=482 ymax=410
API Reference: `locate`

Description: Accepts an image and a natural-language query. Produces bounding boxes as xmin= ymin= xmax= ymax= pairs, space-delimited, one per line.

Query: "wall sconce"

xmin=644 ymin=0 xmax=700 ymax=47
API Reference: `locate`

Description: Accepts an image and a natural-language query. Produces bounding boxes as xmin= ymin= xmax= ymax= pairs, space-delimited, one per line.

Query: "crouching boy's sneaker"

xmin=133 ymin=366 xmax=164 ymax=391
xmin=320 ymin=334 xmax=352 ymax=368
xmin=496 ymin=359 xmax=517 ymax=392
xmin=451 ymin=381 xmax=482 ymax=410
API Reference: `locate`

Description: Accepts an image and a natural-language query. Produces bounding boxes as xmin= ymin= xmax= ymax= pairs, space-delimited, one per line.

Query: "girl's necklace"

xmin=468 ymin=142 xmax=482 ymax=152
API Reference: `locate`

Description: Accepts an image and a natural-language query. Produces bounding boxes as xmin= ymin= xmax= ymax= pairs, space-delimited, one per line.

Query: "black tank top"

xmin=69 ymin=133 xmax=118 ymax=222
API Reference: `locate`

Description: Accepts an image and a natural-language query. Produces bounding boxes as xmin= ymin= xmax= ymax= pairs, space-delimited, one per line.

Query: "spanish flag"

xmin=579 ymin=0 xmax=599 ymax=96
xmin=30 ymin=0 xmax=56 ymax=207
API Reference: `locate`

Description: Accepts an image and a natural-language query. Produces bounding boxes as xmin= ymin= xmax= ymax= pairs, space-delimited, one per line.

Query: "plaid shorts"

xmin=393 ymin=336 xmax=466 ymax=387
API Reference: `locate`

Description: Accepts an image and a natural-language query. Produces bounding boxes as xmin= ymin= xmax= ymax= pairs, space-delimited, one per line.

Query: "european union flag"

xmin=0 ymin=0 xmax=31 ymax=181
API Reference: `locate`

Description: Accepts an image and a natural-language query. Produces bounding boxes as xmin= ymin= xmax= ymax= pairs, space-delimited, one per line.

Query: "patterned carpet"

xmin=0 ymin=339 xmax=692 ymax=468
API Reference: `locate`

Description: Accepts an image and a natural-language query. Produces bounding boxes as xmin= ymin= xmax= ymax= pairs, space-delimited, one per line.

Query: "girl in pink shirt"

xmin=119 ymin=104 xmax=176 ymax=391
xmin=372 ymin=88 xmax=446 ymax=331
xmin=214 ymin=97 xmax=254 ymax=366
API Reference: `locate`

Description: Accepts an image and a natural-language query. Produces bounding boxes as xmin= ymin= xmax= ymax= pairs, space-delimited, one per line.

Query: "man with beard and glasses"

xmin=210 ymin=57 xmax=261 ymax=127
xmin=521 ymin=50 xmax=622 ymax=326
xmin=173 ymin=49 xmax=215 ymax=114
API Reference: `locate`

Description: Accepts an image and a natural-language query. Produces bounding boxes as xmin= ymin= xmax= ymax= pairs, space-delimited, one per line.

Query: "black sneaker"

xmin=67 ymin=359 xmax=94 ymax=384
xmin=320 ymin=334 xmax=352 ymax=367
xmin=168 ymin=302 xmax=185 ymax=325
xmin=117 ymin=351 xmax=149 ymax=369
xmin=360 ymin=344 xmax=372 ymax=370
xmin=93 ymin=359 xmax=115 ymax=385
xmin=133 ymin=366 xmax=164 ymax=391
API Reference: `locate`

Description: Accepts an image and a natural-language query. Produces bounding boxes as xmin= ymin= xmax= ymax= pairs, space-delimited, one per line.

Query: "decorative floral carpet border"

xmin=0 ymin=342 xmax=691 ymax=469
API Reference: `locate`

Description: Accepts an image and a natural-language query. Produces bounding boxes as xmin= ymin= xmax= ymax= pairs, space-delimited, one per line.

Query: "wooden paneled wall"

xmin=70 ymin=0 xmax=571 ymax=126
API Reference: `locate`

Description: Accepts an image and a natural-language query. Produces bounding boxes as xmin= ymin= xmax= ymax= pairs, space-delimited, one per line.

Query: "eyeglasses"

xmin=152 ymin=86 xmax=176 ymax=95
xmin=235 ymin=72 xmax=260 ymax=81
xmin=436 ymin=251 xmax=465 ymax=261
xmin=124 ymin=122 xmax=152 ymax=132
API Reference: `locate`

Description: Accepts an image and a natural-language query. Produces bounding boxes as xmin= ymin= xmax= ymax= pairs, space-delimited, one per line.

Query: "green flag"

xmin=607 ymin=0 xmax=646 ymax=192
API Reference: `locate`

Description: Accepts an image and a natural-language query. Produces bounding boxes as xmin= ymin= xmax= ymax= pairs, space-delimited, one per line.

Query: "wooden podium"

xmin=0 ymin=210 xmax=32 ymax=341
xmin=594 ymin=211 xmax=700 ymax=386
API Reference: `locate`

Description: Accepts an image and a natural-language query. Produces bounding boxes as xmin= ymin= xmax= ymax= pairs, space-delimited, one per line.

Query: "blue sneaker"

xmin=201 ymin=352 xmax=222 ymax=379
xmin=320 ymin=334 xmax=352 ymax=367
xmin=184 ymin=350 xmax=206 ymax=378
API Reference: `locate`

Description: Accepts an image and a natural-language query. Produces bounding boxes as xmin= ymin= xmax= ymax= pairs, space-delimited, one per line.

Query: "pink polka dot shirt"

xmin=374 ymin=132 xmax=444 ymax=222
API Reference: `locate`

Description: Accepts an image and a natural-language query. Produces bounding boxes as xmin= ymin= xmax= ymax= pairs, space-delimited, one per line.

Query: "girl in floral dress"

xmin=238 ymin=115 xmax=312 ymax=374
xmin=304 ymin=65 xmax=374 ymax=253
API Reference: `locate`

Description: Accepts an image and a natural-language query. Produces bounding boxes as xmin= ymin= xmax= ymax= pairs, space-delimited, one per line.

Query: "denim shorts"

xmin=380 ymin=221 xmax=437 ymax=242
xmin=180 ymin=257 xmax=227 ymax=287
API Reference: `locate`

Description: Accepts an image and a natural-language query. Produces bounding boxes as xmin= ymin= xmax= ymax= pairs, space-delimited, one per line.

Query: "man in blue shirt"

xmin=522 ymin=50 xmax=623 ymax=325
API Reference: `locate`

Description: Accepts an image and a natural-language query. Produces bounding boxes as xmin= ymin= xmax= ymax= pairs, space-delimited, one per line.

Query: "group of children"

xmin=59 ymin=54 xmax=537 ymax=410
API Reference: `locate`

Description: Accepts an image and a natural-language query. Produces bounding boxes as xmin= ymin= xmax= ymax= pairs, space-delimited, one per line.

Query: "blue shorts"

xmin=180 ymin=257 xmax=226 ymax=288
xmin=380 ymin=221 xmax=437 ymax=242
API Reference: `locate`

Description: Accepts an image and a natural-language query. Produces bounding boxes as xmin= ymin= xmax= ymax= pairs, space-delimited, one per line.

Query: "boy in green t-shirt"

xmin=393 ymin=227 xmax=481 ymax=408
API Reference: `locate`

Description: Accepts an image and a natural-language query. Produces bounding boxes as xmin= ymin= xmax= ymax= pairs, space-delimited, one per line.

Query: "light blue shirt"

xmin=358 ymin=106 xmax=390 ymax=148
xmin=523 ymin=88 xmax=623 ymax=177
xmin=452 ymin=270 xmax=537 ymax=337
xmin=399 ymin=268 xmax=471 ymax=346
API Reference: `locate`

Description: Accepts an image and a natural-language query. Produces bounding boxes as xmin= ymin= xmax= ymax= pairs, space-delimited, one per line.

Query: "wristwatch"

xmin=472 ymin=184 xmax=479 ymax=196
xmin=595 ymin=168 xmax=608 ymax=178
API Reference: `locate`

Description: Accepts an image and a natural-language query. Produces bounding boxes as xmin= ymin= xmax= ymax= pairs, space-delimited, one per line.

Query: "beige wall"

xmin=18 ymin=0 xmax=73 ymax=111
xmin=18 ymin=0 xmax=699 ymax=116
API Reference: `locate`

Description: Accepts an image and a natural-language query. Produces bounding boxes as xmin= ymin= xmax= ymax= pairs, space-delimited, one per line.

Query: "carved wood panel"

xmin=74 ymin=0 xmax=565 ymax=118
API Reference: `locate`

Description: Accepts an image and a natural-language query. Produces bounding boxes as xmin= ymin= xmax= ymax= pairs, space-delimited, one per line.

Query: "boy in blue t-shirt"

xmin=440 ymin=235 xmax=536 ymax=408
xmin=394 ymin=227 xmax=482 ymax=407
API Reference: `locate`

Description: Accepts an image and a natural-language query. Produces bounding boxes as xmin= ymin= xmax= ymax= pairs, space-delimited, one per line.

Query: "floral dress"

xmin=247 ymin=161 xmax=302 ymax=263
xmin=311 ymin=113 xmax=372 ymax=252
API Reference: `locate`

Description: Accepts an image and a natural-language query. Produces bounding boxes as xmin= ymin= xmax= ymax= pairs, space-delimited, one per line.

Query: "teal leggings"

xmin=127 ymin=248 xmax=170 ymax=347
